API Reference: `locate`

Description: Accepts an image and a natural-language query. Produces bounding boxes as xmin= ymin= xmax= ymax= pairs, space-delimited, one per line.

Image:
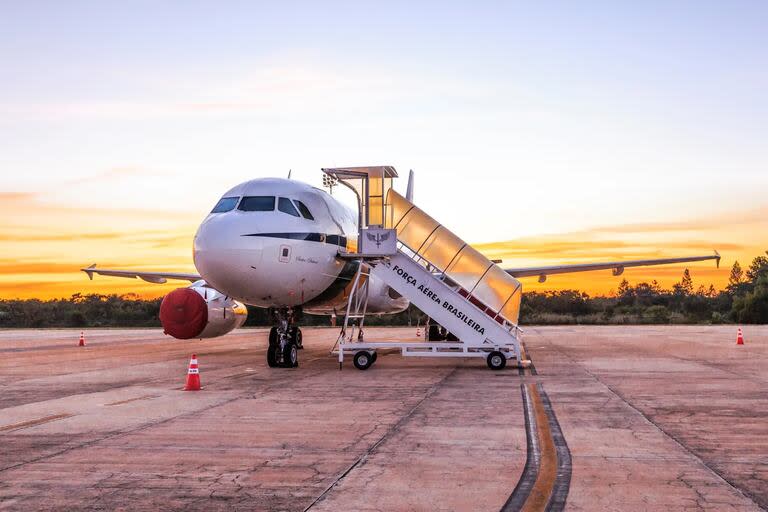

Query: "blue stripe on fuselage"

xmin=242 ymin=232 xmax=347 ymax=247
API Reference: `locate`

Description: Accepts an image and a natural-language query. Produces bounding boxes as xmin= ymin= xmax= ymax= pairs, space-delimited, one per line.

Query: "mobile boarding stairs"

xmin=324 ymin=166 xmax=528 ymax=371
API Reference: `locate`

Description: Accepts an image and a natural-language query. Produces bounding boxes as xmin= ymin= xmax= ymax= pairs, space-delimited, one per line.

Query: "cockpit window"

xmin=278 ymin=197 xmax=300 ymax=217
xmin=211 ymin=196 xmax=238 ymax=213
xmin=294 ymin=200 xmax=315 ymax=220
xmin=238 ymin=196 xmax=275 ymax=211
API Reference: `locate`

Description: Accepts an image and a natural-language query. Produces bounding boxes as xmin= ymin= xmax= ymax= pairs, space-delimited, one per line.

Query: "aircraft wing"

xmin=81 ymin=264 xmax=201 ymax=284
xmin=504 ymin=252 xmax=720 ymax=282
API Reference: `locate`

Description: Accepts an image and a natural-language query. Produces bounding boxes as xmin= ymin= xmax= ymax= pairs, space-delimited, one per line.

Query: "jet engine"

xmin=159 ymin=283 xmax=247 ymax=339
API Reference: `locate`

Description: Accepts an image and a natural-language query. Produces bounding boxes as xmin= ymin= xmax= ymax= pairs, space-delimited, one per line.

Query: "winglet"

xmin=714 ymin=250 xmax=721 ymax=269
xmin=82 ymin=264 xmax=96 ymax=280
xmin=406 ymin=169 xmax=415 ymax=202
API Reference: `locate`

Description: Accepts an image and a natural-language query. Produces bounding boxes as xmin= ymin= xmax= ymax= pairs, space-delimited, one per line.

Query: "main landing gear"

xmin=267 ymin=308 xmax=302 ymax=368
xmin=427 ymin=323 xmax=458 ymax=342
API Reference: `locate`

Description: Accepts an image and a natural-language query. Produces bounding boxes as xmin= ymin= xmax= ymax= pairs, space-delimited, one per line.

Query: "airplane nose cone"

xmin=193 ymin=214 xmax=263 ymax=295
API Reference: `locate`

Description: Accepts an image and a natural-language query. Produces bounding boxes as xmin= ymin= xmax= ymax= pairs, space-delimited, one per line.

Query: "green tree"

xmin=673 ymin=269 xmax=693 ymax=296
xmin=728 ymin=261 xmax=744 ymax=289
xmin=617 ymin=279 xmax=631 ymax=297
xmin=644 ymin=305 xmax=670 ymax=323
xmin=732 ymin=273 xmax=768 ymax=323
xmin=746 ymin=251 xmax=768 ymax=282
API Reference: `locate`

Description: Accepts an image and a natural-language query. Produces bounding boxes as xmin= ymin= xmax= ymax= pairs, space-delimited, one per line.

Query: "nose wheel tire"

xmin=266 ymin=344 xmax=278 ymax=367
xmin=487 ymin=351 xmax=507 ymax=371
xmin=353 ymin=351 xmax=375 ymax=370
xmin=292 ymin=327 xmax=303 ymax=349
xmin=283 ymin=342 xmax=299 ymax=368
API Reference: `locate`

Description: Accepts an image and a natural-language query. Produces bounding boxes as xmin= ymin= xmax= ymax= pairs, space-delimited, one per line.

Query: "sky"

xmin=1 ymin=1 xmax=766 ymax=299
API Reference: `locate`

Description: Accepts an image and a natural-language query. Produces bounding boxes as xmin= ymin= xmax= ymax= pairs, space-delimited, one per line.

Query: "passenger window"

xmin=294 ymin=200 xmax=315 ymax=220
xmin=211 ymin=197 xmax=239 ymax=213
xmin=278 ymin=197 xmax=300 ymax=217
xmin=238 ymin=196 xmax=275 ymax=211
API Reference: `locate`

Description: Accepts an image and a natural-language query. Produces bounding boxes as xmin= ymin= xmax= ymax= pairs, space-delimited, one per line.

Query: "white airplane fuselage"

xmin=192 ymin=177 xmax=409 ymax=315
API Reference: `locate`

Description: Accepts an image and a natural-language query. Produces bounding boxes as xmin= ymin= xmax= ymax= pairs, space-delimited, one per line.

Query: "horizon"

xmin=1 ymin=2 xmax=766 ymax=299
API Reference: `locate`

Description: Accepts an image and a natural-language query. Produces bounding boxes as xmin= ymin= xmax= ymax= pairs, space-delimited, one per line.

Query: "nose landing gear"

xmin=267 ymin=308 xmax=302 ymax=368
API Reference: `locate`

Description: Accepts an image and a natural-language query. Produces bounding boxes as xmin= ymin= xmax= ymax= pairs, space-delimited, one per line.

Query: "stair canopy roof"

xmin=322 ymin=166 xmax=397 ymax=227
xmin=385 ymin=189 xmax=522 ymax=326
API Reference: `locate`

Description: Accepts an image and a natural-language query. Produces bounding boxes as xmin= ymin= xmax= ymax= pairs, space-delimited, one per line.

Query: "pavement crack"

xmin=676 ymin=471 xmax=707 ymax=511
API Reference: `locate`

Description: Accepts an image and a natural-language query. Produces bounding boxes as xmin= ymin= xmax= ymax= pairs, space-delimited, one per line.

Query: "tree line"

xmin=520 ymin=251 xmax=768 ymax=324
xmin=1 ymin=251 xmax=766 ymax=328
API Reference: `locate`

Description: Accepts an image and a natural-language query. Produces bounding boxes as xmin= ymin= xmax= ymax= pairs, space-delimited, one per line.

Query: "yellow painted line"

xmin=521 ymin=384 xmax=558 ymax=512
xmin=0 ymin=413 xmax=73 ymax=433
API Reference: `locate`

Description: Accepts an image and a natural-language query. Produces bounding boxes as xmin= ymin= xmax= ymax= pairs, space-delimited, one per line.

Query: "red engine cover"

xmin=159 ymin=288 xmax=208 ymax=339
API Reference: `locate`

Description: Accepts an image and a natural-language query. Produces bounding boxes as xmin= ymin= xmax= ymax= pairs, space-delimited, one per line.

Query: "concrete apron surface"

xmin=0 ymin=325 xmax=765 ymax=511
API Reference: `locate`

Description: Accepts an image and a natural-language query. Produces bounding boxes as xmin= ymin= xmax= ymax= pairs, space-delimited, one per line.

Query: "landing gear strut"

xmin=267 ymin=308 xmax=302 ymax=368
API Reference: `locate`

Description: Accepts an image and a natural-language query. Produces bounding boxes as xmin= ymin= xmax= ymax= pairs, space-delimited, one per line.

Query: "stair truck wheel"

xmin=487 ymin=351 xmax=507 ymax=371
xmin=353 ymin=351 xmax=374 ymax=370
xmin=283 ymin=342 xmax=299 ymax=368
xmin=370 ymin=351 xmax=378 ymax=364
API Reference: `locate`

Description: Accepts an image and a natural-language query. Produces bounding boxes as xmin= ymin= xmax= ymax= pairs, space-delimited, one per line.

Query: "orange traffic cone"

xmin=184 ymin=354 xmax=202 ymax=391
xmin=736 ymin=327 xmax=744 ymax=345
xmin=78 ymin=331 xmax=85 ymax=347
xmin=416 ymin=325 xmax=421 ymax=338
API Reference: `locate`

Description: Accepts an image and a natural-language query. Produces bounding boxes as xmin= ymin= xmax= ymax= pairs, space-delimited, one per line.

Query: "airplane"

xmin=82 ymin=166 xmax=720 ymax=369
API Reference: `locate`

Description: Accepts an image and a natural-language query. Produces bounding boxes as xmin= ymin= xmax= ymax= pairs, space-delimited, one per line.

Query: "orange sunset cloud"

xmin=474 ymin=205 xmax=768 ymax=295
xmin=0 ymin=191 xmax=198 ymax=299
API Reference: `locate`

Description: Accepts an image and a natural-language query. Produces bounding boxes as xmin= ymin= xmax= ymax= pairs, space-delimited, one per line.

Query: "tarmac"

xmin=0 ymin=325 xmax=765 ymax=511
